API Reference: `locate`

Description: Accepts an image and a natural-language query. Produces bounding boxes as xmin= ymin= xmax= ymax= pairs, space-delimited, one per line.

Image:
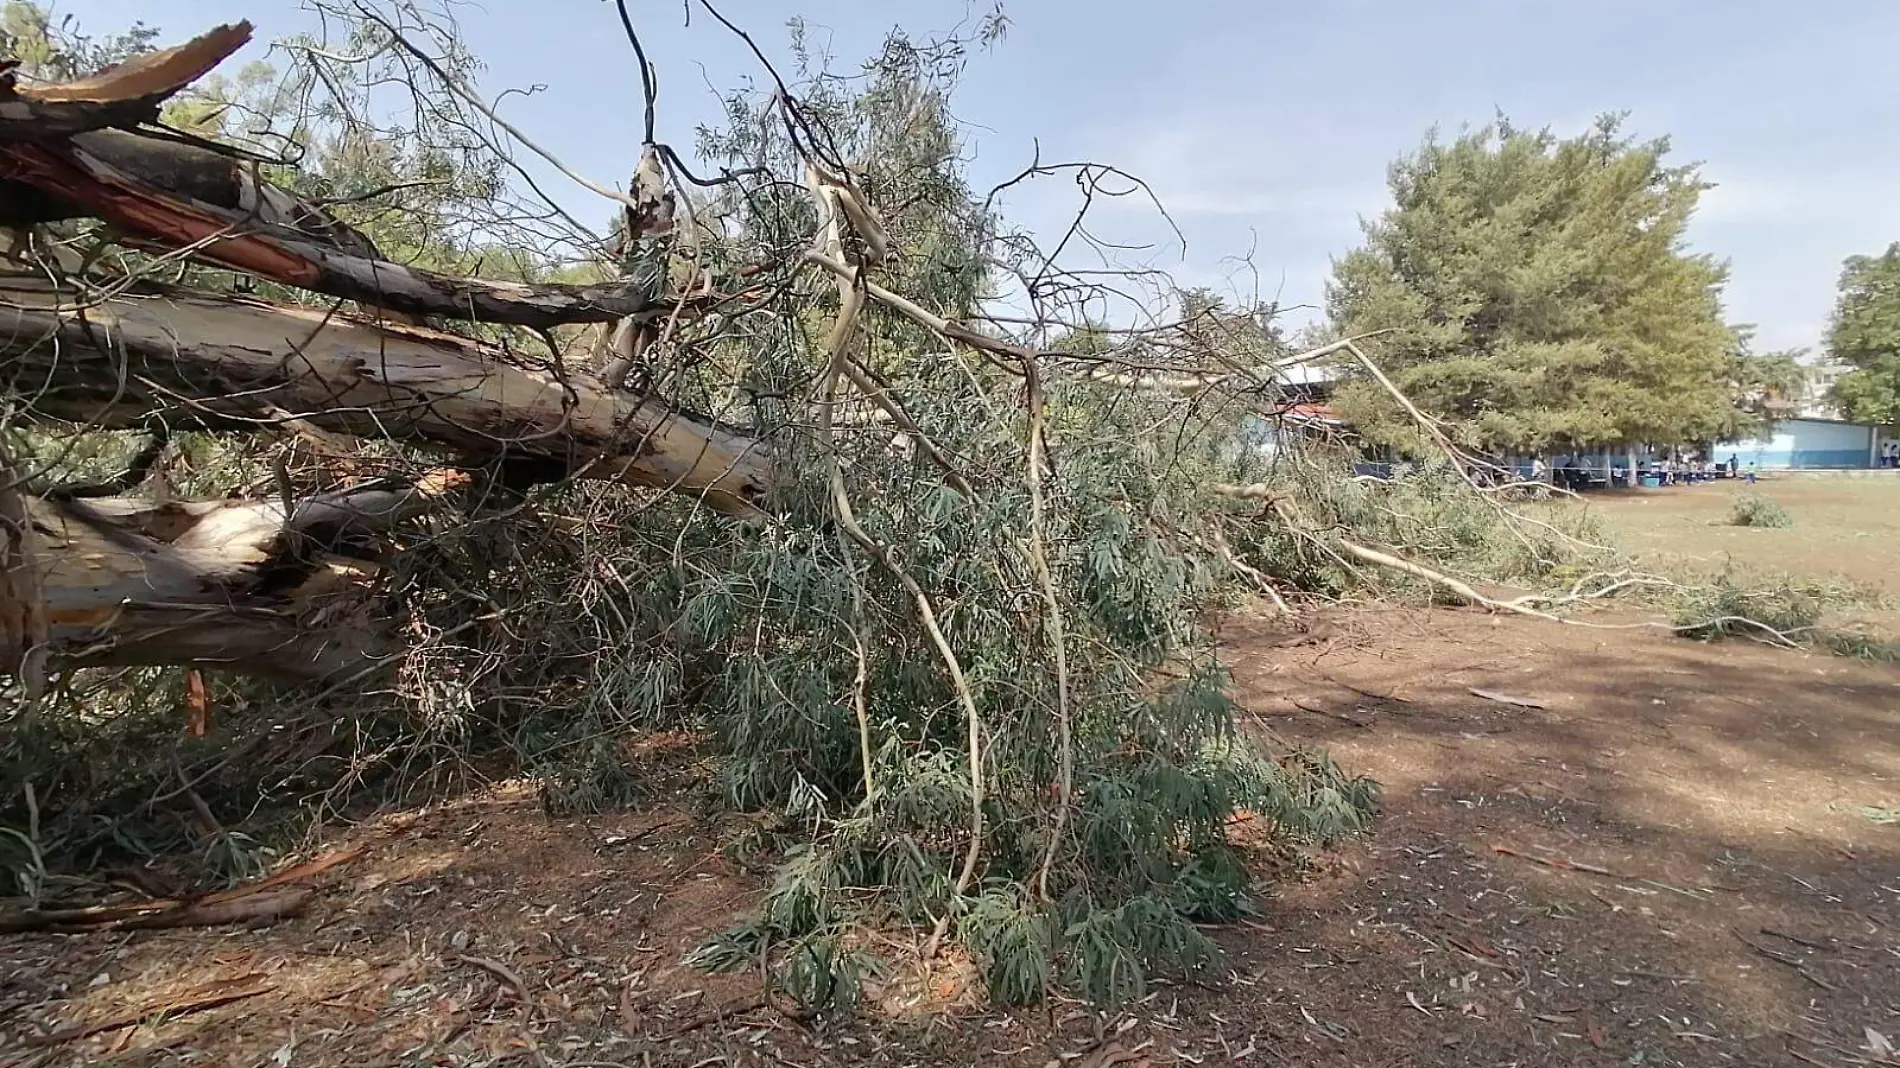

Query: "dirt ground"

xmin=1582 ymin=476 xmax=1900 ymax=596
xmin=5 ymin=599 xmax=1895 ymax=1068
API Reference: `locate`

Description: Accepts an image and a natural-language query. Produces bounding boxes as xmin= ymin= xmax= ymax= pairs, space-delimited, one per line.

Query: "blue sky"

xmin=80 ymin=0 xmax=1900 ymax=353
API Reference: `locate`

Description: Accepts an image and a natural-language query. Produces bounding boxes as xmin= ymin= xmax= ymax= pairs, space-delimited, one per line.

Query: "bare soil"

xmin=5 ymin=605 xmax=1897 ymax=1068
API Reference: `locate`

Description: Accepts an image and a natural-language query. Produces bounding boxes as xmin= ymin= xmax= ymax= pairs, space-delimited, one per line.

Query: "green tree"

xmin=1326 ymin=114 xmax=1744 ymax=456
xmin=1826 ymin=243 xmax=1900 ymax=425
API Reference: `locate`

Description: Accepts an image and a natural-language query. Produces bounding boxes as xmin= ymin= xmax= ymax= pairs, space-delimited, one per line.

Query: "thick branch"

xmin=0 ymin=140 xmax=683 ymax=328
xmin=0 ymin=130 xmax=385 ymax=259
xmin=0 ymin=23 xmax=253 ymax=139
xmin=0 ymin=275 xmax=775 ymax=516
xmin=22 ymin=473 xmax=461 ymax=679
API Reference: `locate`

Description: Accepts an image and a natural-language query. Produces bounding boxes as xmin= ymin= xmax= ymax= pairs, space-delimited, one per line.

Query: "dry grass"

xmin=1574 ymin=477 xmax=1900 ymax=596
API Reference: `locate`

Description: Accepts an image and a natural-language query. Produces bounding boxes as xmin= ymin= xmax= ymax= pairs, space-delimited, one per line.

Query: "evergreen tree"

xmin=1826 ymin=242 xmax=1900 ymax=425
xmin=1325 ymin=114 xmax=1746 ymax=456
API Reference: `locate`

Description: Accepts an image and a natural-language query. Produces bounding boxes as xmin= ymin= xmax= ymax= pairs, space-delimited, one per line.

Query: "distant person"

xmin=1727 ymin=453 xmax=1739 ymax=478
xmin=1745 ymin=460 xmax=1758 ymax=485
xmin=1530 ymin=457 xmax=1547 ymax=483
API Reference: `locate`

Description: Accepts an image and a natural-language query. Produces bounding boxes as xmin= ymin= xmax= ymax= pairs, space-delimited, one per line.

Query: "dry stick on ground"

xmin=0 ymin=888 xmax=312 ymax=933
xmin=1336 ymin=540 xmax=1561 ymax=621
xmin=1024 ymin=355 xmax=1076 ymax=903
xmin=454 ymin=953 xmax=535 ymax=1002
xmin=1731 ymin=930 xmax=1836 ymax=992
xmin=23 ymin=977 xmax=276 ymax=1048
xmin=0 ymin=844 xmax=365 ymax=932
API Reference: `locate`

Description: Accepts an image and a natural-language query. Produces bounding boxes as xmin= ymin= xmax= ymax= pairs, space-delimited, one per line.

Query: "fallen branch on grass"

xmin=1336 ymin=540 xmax=1560 ymax=620
xmin=0 ymin=845 xmax=364 ymax=932
xmin=23 ymin=976 xmax=275 ymax=1047
xmin=0 ymin=887 xmax=313 ymax=933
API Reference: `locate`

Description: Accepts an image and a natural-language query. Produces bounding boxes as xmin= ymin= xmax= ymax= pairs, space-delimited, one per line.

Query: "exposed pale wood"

xmin=0 ymin=22 xmax=253 ymax=138
xmin=21 ymin=473 xmax=466 ymax=680
xmin=0 ymin=275 xmax=775 ymax=516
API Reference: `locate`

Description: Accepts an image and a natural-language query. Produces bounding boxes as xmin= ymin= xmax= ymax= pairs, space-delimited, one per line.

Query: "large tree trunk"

xmin=0 ymin=19 xmax=777 ymax=686
xmin=0 ymin=275 xmax=775 ymax=517
xmin=22 ymin=473 xmax=469 ymax=680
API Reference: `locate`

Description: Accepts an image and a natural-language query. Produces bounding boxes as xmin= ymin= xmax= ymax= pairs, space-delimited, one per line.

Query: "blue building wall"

xmin=1714 ymin=418 xmax=1876 ymax=470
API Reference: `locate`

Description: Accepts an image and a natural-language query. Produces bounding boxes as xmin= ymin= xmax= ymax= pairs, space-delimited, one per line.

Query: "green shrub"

xmin=1727 ymin=492 xmax=1793 ymax=528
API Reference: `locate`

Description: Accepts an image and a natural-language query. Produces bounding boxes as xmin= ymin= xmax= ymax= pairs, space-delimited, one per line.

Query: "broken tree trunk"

xmin=24 ymin=471 xmax=466 ymax=679
xmin=0 ymin=128 xmax=386 ymax=258
xmin=0 ymin=22 xmax=254 ymax=139
xmin=0 ymin=275 xmax=775 ymax=516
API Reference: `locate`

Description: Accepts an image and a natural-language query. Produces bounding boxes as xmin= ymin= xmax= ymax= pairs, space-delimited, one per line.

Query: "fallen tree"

xmin=0 ymin=8 xmax=1411 ymax=1009
xmin=22 ymin=470 xmax=464 ymax=679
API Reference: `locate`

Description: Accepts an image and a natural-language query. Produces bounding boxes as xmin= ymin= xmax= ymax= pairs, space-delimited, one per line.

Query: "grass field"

xmin=1578 ymin=475 xmax=1900 ymax=597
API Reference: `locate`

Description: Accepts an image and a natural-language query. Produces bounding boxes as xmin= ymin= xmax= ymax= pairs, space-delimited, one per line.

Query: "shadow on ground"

xmin=1215 ymin=604 xmax=1900 ymax=1068
xmin=2 ymin=604 xmax=1896 ymax=1067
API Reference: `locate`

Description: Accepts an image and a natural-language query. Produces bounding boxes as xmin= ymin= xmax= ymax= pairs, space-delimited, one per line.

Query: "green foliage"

xmin=1726 ymin=492 xmax=1793 ymax=528
xmin=1825 ymin=242 xmax=1900 ymax=425
xmin=0 ymin=8 xmax=1381 ymax=1010
xmin=1327 ymin=114 xmax=1747 ymax=455
xmin=1671 ymin=572 xmax=1826 ymax=642
xmin=1226 ymin=453 xmax=1614 ymax=600
xmin=635 ymin=374 xmax=1378 ymax=1007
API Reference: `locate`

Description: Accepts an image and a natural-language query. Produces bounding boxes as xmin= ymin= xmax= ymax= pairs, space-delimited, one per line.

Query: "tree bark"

xmin=0 ymin=275 xmax=775 ymax=516
xmin=23 ymin=472 xmax=466 ymax=680
xmin=0 ymin=23 xmax=253 ymax=140
xmin=0 ymin=137 xmax=694 ymax=328
xmin=0 ymin=129 xmax=385 ymax=259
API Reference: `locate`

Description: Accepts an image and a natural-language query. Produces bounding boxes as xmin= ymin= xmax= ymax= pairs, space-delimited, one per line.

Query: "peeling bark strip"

xmin=0 ymin=276 xmax=775 ymax=516
xmin=0 ymin=22 xmax=253 ymax=139
xmin=0 ymin=139 xmax=684 ymax=328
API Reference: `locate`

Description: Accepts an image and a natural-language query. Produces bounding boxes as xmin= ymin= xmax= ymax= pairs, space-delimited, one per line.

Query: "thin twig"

xmin=1024 ymin=355 xmax=1075 ymax=903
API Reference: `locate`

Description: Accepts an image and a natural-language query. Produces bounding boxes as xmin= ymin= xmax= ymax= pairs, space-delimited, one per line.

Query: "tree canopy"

xmin=1325 ymin=114 xmax=1752 ymax=455
xmin=1826 ymin=242 xmax=1900 ymax=426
